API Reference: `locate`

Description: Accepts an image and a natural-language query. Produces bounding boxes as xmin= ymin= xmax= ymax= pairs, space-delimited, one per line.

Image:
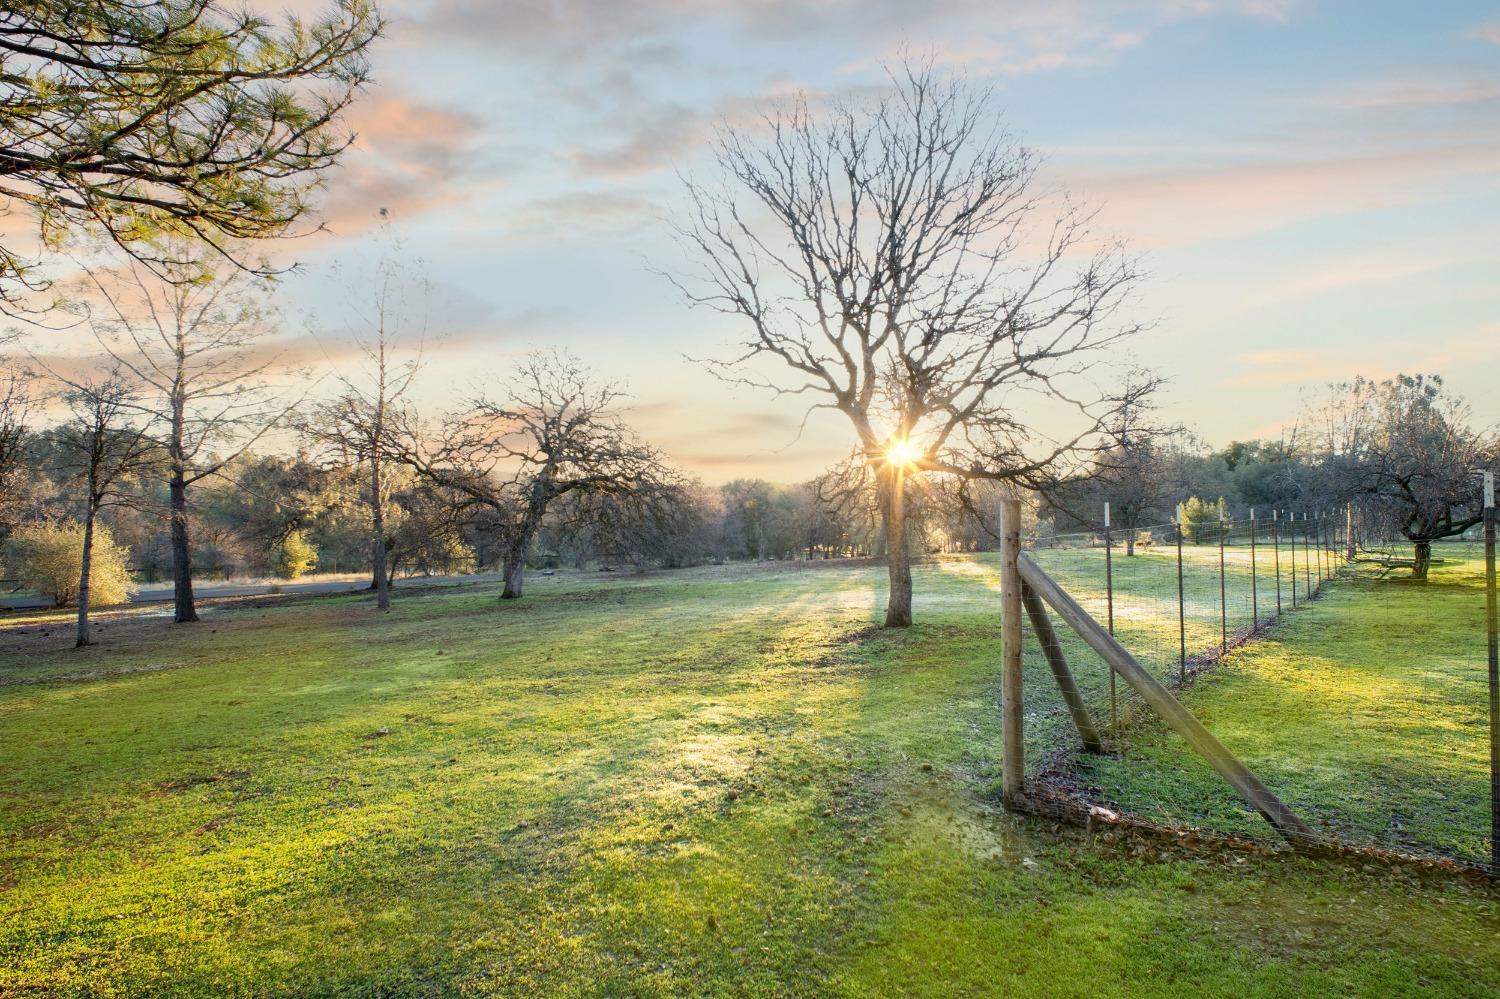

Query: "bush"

xmin=9 ymin=521 xmax=134 ymax=607
xmin=271 ymin=530 xmax=317 ymax=580
xmin=1179 ymin=496 xmax=1226 ymax=544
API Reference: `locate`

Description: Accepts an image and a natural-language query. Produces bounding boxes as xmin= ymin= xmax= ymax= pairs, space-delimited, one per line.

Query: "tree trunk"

xmin=1125 ymin=534 xmax=1136 ymax=557
xmin=169 ymin=469 xmax=198 ymax=623
xmin=883 ymin=471 xmax=913 ymax=628
xmin=1412 ymin=540 xmax=1432 ymax=581
xmin=501 ymin=550 xmax=525 ymax=599
xmin=75 ymin=507 xmax=96 ymax=648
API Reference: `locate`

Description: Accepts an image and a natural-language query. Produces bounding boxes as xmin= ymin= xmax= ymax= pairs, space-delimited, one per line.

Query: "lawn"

xmin=2 ymin=557 xmax=1497 ymax=997
xmin=1057 ymin=543 xmax=1496 ymax=864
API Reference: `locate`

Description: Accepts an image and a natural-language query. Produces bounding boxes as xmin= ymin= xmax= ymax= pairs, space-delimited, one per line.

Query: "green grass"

xmin=1061 ymin=546 xmax=1495 ymax=864
xmin=2 ymin=558 xmax=1498 ymax=997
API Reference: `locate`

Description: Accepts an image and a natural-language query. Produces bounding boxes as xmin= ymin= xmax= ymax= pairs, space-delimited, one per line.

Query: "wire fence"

xmin=1016 ymin=505 xmax=1500 ymax=874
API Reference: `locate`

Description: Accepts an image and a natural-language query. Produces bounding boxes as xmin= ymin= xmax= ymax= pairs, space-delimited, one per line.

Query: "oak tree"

xmin=671 ymin=63 xmax=1151 ymax=626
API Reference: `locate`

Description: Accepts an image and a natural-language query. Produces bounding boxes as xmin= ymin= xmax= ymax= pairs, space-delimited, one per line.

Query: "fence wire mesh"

xmin=1017 ymin=508 xmax=1499 ymax=873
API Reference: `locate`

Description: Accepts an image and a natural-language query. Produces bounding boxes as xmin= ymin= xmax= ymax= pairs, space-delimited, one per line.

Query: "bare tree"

xmin=670 ymin=62 xmax=1151 ymax=626
xmin=1055 ymin=389 xmax=1187 ymax=554
xmin=82 ymin=250 xmax=299 ymax=621
xmin=0 ymin=0 xmax=381 ymax=315
xmin=301 ymin=226 xmax=427 ymax=610
xmin=52 ymin=370 xmax=160 ymax=646
xmin=1312 ymin=373 xmax=1497 ymax=580
xmin=387 ymin=351 xmax=667 ymax=599
xmin=572 ymin=476 xmax=711 ymax=573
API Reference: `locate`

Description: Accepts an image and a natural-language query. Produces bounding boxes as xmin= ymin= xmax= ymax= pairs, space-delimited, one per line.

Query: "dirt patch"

xmin=0 ymin=660 xmax=192 ymax=689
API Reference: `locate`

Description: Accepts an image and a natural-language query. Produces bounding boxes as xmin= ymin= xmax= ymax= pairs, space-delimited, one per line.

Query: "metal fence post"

xmin=1218 ymin=517 xmax=1228 ymax=654
xmin=1273 ymin=511 xmax=1282 ymax=618
xmin=1320 ymin=513 xmax=1329 ymax=582
xmin=1104 ymin=502 xmax=1115 ymax=634
xmin=1289 ymin=511 xmax=1298 ymax=608
xmin=1482 ymin=473 xmax=1497 ymax=875
xmin=1346 ymin=502 xmax=1356 ymax=562
xmin=1315 ymin=513 xmax=1324 ymax=584
xmin=1104 ymin=501 xmax=1116 ymax=728
xmin=1249 ymin=510 xmax=1259 ymax=630
xmin=1000 ymin=494 xmax=1025 ymax=809
xmin=1303 ymin=514 xmax=1312 ymax=597
xmin=1176 ymin=512 xmax=1187 ymax=683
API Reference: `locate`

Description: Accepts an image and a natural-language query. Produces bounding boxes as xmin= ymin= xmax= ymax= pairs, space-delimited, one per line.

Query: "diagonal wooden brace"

xmin=1020 ymin=580 xmax=1105 ymax=754
xmin=1018 ymin=551 xmax=1316 ymax=847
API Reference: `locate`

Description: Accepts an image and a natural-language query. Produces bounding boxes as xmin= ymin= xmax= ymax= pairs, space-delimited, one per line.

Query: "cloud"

xmin=567 ymin=103 xmax=703 ymax=178
xmin=1065 ymin=137 xmax=1500 ymax=247
xmin=303 ymin=93 xmax=492 ymax=237
xmin=346 ymin=97 xmax=482 ymax=170
xmin=498 ymin=191 xmax=662 ymax=244
xmin=1468 ymin=21 xmax=1500 ymax=45
xmin=1225 ymin=327 xmax=1500 ymax=388
xmin=1317 ymin=80 xmax=1500 ymax=109
xmin=1236 ymin=248 xmax=1447 ymax=310
xmin=626 ymin=398 xmax=829 ymax=474
xmin=403 ymin=0 xmax=1296 ymax=73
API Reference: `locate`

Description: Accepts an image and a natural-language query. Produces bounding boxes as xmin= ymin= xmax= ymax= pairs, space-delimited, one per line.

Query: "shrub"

xmin=9 ymin=521 xmax=134 ymax=607
xmin=271 ymin=530 xmax=317 ymax=580
xmin=1179 ymin=496 xmax=1226 ymax=544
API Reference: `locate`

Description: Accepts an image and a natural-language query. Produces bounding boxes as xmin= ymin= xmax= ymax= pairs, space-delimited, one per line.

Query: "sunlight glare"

xmin=884 ymin=438 xmax=922 ymax=468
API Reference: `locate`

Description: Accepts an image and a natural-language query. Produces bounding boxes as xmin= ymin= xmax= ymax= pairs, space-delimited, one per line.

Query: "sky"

xmin=261 ymin=0 xmax=1500 ymax=483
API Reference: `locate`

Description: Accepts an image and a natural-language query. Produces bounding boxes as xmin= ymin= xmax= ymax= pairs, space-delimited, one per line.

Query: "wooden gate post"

xmin=1000 ymin=494 xmax=1025 ymax=807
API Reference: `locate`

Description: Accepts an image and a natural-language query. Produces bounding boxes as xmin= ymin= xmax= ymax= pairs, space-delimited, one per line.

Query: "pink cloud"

xmin=1226 ymin=327 xmax=1500 ymax=388
xmin=1066 ymin=138 xmax=1500 ymax=248
xmin=1318 ymin=80 xmax=1500 ymax=108
xmin=1468 ymin=22 xmax=1500 ymax=45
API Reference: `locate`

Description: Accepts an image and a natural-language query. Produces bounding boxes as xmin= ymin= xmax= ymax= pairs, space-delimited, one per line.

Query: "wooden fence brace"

xmin=999 ymin=496 xmax=1025 ymax=808
xmin=1017 ymin=551 xmax=1317 ymax=847
xmin=1020 ymin=581 xmax=1105 ymax=754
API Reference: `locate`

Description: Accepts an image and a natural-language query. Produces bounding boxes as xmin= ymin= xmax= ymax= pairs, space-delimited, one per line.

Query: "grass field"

xmin=2 ymin=557 xmax=1498 ymax=997
xmin=1060 ymin=544 xmax=1495 ymax=863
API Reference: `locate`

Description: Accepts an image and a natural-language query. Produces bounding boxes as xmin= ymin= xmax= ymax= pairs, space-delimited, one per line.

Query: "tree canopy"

xmin=0 ymin=0 xmax=381 ymax=313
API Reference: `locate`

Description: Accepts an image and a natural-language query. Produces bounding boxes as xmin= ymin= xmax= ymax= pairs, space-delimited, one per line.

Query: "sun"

xmin=883 ymin=438 xmax=922 ymax=469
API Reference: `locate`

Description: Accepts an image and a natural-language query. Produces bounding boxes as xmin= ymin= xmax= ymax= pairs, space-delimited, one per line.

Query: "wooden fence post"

xmin=1000 ymin=495 xmax=1025 ymax=808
